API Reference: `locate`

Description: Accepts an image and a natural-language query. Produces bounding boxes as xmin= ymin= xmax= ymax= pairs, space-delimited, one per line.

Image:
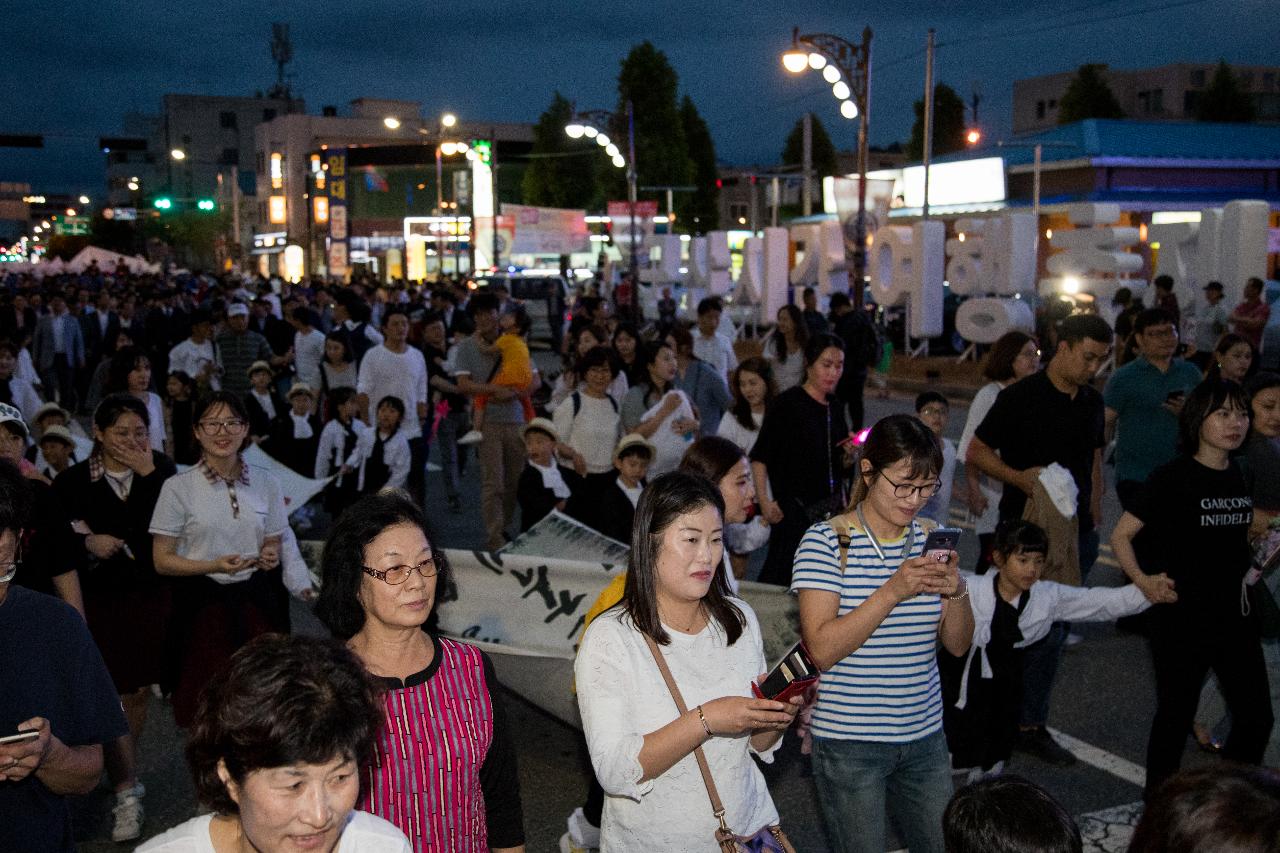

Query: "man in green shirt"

xmin=1103 ymin=307 xmax=1203 ymax=510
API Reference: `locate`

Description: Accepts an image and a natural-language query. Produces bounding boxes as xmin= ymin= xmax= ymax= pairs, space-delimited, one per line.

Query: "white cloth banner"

xmin=243 ymin=443 xmax=333 ymax=514
xmin=501 ymin=509 xmax=630 ymax=564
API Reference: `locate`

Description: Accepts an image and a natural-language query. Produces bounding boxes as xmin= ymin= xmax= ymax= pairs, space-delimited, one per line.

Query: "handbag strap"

xmin=642 ymin=633 xmax=730 ymax=827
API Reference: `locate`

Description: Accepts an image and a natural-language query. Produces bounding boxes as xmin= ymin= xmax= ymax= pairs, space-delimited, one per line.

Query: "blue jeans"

xmin=811 ymin=729 xmax=951 ymax=853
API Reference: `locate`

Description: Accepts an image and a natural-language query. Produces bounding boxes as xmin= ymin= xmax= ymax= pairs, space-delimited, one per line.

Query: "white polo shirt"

xmin=149 ymin=459 xmax=289 ymax=585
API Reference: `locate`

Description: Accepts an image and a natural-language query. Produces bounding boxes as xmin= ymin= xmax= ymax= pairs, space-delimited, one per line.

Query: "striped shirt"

xmin=362 ymin=638 xmax=495 ymax=852
xmin=791 ymin=519 xmax=944 ymax=742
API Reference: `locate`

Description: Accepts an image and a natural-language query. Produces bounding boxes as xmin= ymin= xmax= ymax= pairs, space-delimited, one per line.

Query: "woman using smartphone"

xmin=793 ymin=414 xmax=973 ymax=853
xmin=575 ymin=471 xmax=801 ymax=851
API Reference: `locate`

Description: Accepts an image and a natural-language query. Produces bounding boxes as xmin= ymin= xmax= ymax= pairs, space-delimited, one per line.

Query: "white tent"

xmin=65 ymin=246 xmax=159 ymax=275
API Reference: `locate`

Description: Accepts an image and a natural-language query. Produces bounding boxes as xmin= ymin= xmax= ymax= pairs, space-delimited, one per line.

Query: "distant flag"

xmin=363 ymin=166 xmax=389 ymax=192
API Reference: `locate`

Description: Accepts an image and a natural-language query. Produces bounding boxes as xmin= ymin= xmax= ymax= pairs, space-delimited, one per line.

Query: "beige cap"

xmin=286 ymin=383 xmax=316 ymax=399
xmin=614 ymin=432 xmax=655 ymax=459
xmin=34 ymin=401 xmax=71 ymax=424
xmin=247 ymin=360 xmax=273 ymax=377
xmin=521 ymin=417 xmax=559 ymax=443
xmin=38 ymin=424 xmax=74 ymax=446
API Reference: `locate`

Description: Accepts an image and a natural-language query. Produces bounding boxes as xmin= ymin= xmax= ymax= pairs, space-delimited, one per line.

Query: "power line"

xmin=936 ymin=0 xmax=1213 ymax=48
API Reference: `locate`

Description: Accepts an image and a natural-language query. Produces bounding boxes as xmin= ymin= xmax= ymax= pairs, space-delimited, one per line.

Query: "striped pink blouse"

xmin=361 ymin=637 xmax=495 ymax=852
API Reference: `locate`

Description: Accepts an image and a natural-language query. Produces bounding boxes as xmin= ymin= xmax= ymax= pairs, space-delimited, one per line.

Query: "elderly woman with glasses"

xmin=149 ymin=391 xmax=290 ymax=729
xmin=315 ymin=491 xmax=526 ymax=853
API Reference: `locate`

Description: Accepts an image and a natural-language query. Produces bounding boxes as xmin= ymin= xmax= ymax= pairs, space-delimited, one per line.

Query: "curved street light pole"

xmin=784 ymin=26 xmax=872 ymax=309
xmin=567 ymin=102 xmax=639 ymax=318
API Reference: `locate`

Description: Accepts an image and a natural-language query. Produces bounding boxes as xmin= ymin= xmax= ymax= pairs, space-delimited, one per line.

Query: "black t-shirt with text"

xmin=1131 ymin=454 xmax=1253 ymax=622
xmin=974 ymin=370 xmax=1105 ymax=531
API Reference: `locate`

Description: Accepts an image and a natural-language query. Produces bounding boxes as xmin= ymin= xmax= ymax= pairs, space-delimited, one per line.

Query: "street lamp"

xmin=383 ymin=117 xmax=401 ymax=130
xmin=170 ymin=148 xmax=186 ymax=161
xmin=781 ymin=25 xmax=873 ymax=308
xmin=564 ymin=102 xmax=638 ymax=315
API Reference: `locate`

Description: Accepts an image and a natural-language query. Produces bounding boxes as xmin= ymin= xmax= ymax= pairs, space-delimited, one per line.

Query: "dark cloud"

xmin=0 ymin=0 xmax=1271 ymax=193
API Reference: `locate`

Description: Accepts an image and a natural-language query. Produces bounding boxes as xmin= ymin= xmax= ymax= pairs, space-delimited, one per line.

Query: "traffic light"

xmin=196 ymin=199 xmax=216 ymax=211
xmin=154 ymin=197 xmax=173 ymax=210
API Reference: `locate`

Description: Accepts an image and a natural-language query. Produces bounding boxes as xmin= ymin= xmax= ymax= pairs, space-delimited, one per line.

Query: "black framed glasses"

xmin=879 ymin=473 xmax=942 ymax=501
xmin=198 ymin=419 xmax=248 ymax=435
xmin=362 ymin=556 xmax=438 ymax=585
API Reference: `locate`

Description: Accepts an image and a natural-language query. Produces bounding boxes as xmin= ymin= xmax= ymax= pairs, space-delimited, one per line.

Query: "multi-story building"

xmin=252 ymin=99 xmax=533 ymax=279
xmin=101 ymin=93 xmax=305 ymax=254
xmin=1014 ymin=62 xmax=1280 ymax=134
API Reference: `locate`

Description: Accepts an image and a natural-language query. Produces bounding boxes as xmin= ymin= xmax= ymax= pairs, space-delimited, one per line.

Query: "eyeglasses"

xmin=362 ymin=556 xmax=438 ymax=585
xmin=198 ymin=419 xmax=248 ymax=435
xmin=108 ymin=428 xmax=150 ymax=442
xmin=0 ymin=540 xmax=23 ymax=584
xmin=879 ymin=472 xmax=942 ymax=501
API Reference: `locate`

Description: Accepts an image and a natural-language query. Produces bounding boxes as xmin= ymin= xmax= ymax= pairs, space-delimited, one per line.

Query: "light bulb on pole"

xmin=170 ymin=149 xmax=186 ymax=161
xmin=781 ymin=49 xmax=808 ymax=73
xmin=565 ymin=123 xmax=585 ymax=138
xmin=383 ymin=117 xmax=401 ymax=129
xmin=440 ymin=113 xmax=457 ymax=128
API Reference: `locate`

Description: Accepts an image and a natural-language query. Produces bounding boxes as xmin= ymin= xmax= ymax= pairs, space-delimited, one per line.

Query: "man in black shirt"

xmin=967 ymin=313 xmax=1113 ymax=766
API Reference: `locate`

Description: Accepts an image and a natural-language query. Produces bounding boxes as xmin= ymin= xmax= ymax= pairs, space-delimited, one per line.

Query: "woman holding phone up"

xmin=150 ymin=391 xmax=290 ymax=728
xmin=793 ymin=414 xmax=973 ymax=853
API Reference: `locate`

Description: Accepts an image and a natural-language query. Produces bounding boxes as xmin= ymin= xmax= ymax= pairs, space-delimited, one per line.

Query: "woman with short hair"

xmin=150 ymin=391 xmax=290 ymax=728
xmin=53 ymin=393 xmax=177 ymax=842
xmin=315 ymin=492 xmax=526 ymax=853
xmin=576 ymin=471 xmax=800 ymax=851
xmin=1112 ymin=378 xmax=1273 ymax=798
xmin=137 ymin=634 xmax=410 ymax=852
xmin=957 ymin=331 xmax=1040 ymax=573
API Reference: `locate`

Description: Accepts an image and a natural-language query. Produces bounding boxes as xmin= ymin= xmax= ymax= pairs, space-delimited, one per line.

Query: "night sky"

xmin=1 ymin=0 xmax=1270 ymax=195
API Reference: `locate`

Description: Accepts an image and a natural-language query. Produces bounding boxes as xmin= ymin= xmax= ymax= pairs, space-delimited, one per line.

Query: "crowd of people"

xmin=0 ymin=259 xmax=1277 ymax=853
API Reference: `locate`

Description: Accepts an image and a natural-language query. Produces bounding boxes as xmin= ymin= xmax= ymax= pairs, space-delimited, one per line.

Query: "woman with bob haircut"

xmin=315 ymin=491 xmax=526 ymax=853
xmin=575 ymin=470 xmax=801 ymax=851
xmin=792 ymin=414 xmax=973 ymax=853
xmin=149 ymin=390 xmax=290 ymax=728
xmin=52 ymin=393 xmax=177 ymax=842
xmin=957 ymin=331 xmax=1039 ymax=573
xmin=1110 ymin=378 xmax=1274 ymax=798
xmin=136 ymin=634 xmax=411 ymax=852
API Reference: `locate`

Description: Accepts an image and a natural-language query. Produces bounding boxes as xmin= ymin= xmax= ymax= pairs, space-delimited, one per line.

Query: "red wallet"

xmin=751 ymin=641 xmax=819 ymax=702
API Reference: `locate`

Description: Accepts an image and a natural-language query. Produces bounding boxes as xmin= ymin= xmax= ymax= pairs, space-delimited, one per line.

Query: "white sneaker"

xmin=566 ymin=807 xmax=601 ymax=849
xmin=111 ymin=787 xmax=145 ymax=842
xmin=457 ymin=429 xmax=484 ymax=446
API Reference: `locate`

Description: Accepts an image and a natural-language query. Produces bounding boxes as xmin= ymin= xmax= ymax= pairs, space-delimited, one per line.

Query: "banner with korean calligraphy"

xmin=326 ymin=148 xmax=349 ymax=279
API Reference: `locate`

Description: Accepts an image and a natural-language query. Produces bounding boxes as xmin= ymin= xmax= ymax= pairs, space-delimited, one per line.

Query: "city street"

xmin=72 ymin=384 xmax=1221 ymax=853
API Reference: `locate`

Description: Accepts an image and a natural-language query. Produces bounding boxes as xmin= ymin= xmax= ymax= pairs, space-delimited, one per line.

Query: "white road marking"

xmin=1047 ymin=727 xmax=1147 ymax=788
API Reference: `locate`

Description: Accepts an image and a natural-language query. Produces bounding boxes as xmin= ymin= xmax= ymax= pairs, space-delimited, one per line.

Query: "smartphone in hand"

xmin=752 ymin=642 xmax=819 ymax=702
xmin=922 ymin=527 xmax=962 ymax=563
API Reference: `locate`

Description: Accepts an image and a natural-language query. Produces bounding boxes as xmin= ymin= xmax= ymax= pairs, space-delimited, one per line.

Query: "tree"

xmin=907 ymin=83 xmax=967 ymax=161
xmin=1195 ymin=61 xmax=1256 ymax=122
xmin=780 ymin=113 xmax=839 ymax=178
xmin=1057 ymin=64 xmax=1125 ymax=124
xmin=614 ymin=42 xmax=693 ymax=225
xmin=680 ymin=96 xmax=719 ymax=232
xmin=521 ymin=91 xmax=601 ymax=209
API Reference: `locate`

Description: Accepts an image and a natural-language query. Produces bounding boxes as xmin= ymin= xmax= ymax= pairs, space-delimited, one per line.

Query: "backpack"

xmin=571 ymin=390 xmax=619 ymax=417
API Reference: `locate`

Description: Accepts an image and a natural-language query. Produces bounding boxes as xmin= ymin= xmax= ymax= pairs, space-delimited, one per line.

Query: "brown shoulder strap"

xmin=829 ymin=513 xmax=852 ymax=575
xmin=643 ymin=634 xmax=727 ymax=822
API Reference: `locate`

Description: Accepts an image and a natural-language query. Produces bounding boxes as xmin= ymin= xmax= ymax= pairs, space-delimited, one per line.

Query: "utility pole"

xmin=921 ymin=29 xmax=935 ymax=221
xmin=802 ymin=112 xmax=813 ymax=216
